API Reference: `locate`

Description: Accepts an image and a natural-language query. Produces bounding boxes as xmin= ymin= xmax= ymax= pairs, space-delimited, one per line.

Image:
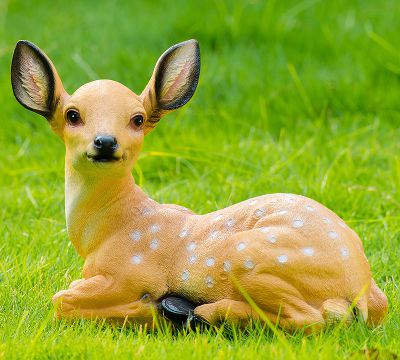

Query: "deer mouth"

xmin=87 ymin=153 xmax=121 ymax=163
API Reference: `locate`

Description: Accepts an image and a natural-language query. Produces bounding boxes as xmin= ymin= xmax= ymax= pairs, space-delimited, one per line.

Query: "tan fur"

xmin=11 ymin=40 xmax=388 ymax=331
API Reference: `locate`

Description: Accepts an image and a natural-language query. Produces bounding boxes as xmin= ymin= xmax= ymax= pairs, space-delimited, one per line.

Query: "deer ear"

xmin=11 ymin=40 xmax=64 ymax=118
xmin=141 ymin=39 xmax=200 ymax=131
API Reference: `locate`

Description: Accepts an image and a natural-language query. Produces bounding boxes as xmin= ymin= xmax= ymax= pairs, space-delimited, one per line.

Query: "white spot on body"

xmin=305 ymin=205 xmax=315 ymax=211
xmin=213 ymin=214 xmax=223 ymax=221
xmin=205 ymin=276 xmax=214 ymax=288
xmin=259 ymin=226 xmax=270 ymax=233
xmin=249 ymin=199 xmax=258 ymax=205
xmin=179 ymin=229 xmax=189 ymax=238
xmin=142 ymin=207 xmax=153 ymax=216
xmin=206 ymin=257 xmax=215 ymax=267
xmin=328 ymin=231 xmax=339 ymax=239
xmin=284 ymin=194 xmax=295 ymax=203
xmin=244 ymin=259 xmax=255 ymax=269
xmin=131 ymin=255 xmax=142 ymax=265
xmin=187 ymin=241 xmax=196 ymax=252
xmin=277 ymin=254 xmax=288 ymax=264
xmin=189 ymin=255 xmax=197 ymax=264
xmin=149 ymin=239 xmax=159 ymax=250
xmin=226 ymin=218 xmax=235 ymax=228
xmin=181 ymin=271 xmax=189 ymax=281
xmin=276 ymin=210 xmax=289 ymax=216
xmin=130 ymin=230 xmax=142 ymax=241
xmin=340 ymin=247 xmax=349 ymax=259
xmin=338 ymin=221 xmax=346 ymax=228
xmin=223 ymin=261 xmax=232 ymax=272
xmin=322 ymin=217 xmax=332 ymax=224
xmin=255 ymin=208 xmax=266 ymax=218
xmin=210 ymin=230 xmax=219 ymax=239
xmin=237 ymin=242 xmax=246 ymax=251
xmin=150 ymin=224 xmax=160 ymax=233
xmin=266 ymin=234 xmax=277 ymax=243
xmin=292 ymin=219 xmax=304 ymax=228
xmin=302 ymin=247 xmax=315 ymax=256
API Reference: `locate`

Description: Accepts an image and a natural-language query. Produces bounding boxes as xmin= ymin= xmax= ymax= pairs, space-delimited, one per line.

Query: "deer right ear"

xmin=11 ymin=40 xmax=65 ymax=119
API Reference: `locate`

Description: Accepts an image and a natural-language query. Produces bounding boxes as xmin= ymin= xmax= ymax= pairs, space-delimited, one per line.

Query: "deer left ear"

xmin=141 ymin=39 xmax=200 ymax=132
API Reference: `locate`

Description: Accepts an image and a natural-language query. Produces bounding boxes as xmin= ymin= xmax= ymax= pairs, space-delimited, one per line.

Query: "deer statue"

xmin=11 ymin=39 xmax=388 ymax=332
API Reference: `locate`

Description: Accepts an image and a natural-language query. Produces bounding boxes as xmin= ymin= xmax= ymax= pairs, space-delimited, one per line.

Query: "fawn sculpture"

xmin=11 ymin=39 xmax=388 ymax=331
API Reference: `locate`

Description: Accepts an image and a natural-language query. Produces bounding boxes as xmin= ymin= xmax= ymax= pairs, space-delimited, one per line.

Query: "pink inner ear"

xmin=19 ymin=56 xmax=48 ymax=108
xmin=160 ymin=52 xmax=192 ymax=103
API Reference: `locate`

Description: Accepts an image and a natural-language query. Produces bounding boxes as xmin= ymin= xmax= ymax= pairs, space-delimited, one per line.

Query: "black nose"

xmin=93 ymin=135 xmax=118 ymax=154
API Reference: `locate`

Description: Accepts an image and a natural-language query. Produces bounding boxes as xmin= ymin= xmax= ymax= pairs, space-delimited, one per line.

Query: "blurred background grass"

xmin=0 ymin=0 xmax=399 ymax=358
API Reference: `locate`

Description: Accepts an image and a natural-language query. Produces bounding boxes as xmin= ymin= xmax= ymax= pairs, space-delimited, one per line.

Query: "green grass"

xmin=1 ymin=0 xmax=399 ymax=358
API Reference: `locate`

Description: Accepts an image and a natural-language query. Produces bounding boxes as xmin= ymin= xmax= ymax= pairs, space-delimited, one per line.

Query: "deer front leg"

xmin=52 ymin=275 xmax=159 ymax=325
xmin=57 ymin=299 xmax=158 ymax=326
xmin=52 ymin=274 xmax=116 ymax=312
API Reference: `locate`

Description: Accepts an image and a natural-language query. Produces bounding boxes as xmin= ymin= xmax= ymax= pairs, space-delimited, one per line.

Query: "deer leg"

xmin=56 ymin=298 xmax=159 ymax=326
xmin=193 ymin=299 xmax=268 ymax=326
xmin=194 ymin=297 xmax=328 ymax=333
xmin=52 ymin=274 xmax=158 ymax=324
xmin=53 ymin=275 xmax=117 ymax=312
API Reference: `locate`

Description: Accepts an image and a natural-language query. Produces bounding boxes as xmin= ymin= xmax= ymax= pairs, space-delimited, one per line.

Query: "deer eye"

xmin=131 ymin=114 xmax=144 ymax=128
xmin=66 ymin=109 xmax=81 ymax=125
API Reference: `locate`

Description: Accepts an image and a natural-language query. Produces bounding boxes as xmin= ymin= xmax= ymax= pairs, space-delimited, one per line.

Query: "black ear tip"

xmin=15 ymin=40 xmax=33 ymax=51
xmin=14 ymin=40 xmax=43 ymax=56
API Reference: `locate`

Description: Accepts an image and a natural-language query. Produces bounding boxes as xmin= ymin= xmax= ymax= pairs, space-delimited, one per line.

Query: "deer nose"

xmin=93 ymin=135 xmax=118 ymax=153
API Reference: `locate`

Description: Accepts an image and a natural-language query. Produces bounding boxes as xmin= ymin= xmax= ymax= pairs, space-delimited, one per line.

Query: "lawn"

xmin=0 ymin=0 xmax=399 ymax=358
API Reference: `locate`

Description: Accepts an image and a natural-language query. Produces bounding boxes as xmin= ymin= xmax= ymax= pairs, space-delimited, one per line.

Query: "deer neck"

xmin=64 ymin=157 xmax=151 ymax=258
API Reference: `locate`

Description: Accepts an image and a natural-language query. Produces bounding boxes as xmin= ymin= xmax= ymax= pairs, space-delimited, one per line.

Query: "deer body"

xmin=11 ymin=40 xmax=388 ymax=331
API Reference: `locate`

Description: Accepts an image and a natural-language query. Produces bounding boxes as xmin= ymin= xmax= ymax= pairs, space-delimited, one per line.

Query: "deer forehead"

xmin=66 ymin=80 xmax=144 ymax=121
